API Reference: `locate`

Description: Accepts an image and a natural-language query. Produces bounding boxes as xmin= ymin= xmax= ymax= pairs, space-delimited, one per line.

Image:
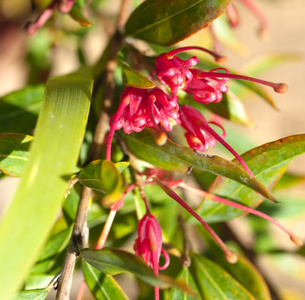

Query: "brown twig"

xmin=55 ymin=0 xmax=132 ymax=298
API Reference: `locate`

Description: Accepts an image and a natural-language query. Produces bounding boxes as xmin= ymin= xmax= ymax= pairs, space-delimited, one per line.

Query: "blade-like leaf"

xmin=82 ymin=260 xmax=129 ymax=300
xmin=167 ymin=267 xmax=199 ymax=300
xmin=125 ymin=0 xmax=231 ymax=46
xmin=122 ymin=67 xmax=155 ymax=89
xmin=0 ymin=68 xmax=92 ymax=299
xmin=196 ymin=134 xmax=305 ymax=223
xmin=0 ymin=133 xmax=32 ymax=177
xmin=189 ymin=254 xmax=255 ymax=300
xmin=198 ymin=228 xmax=271 ymax=300
xmin=0 ymin=85 xmax=43 ymax=134
xmin=80 ymin=248 xmax=192 ymax=293
xmin=120 ymin=128 xmax=275 ymax=201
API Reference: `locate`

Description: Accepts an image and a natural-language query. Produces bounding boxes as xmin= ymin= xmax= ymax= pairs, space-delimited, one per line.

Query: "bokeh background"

xmin=0 ymin=0 xmax=305 ymax=299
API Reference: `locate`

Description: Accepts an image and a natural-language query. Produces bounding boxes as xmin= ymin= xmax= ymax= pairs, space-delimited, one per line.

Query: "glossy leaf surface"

xmin=121 ymin=129 xmax=274 ymax=201
xmin=167 ymin=267 xmax=199 ymax=300
xmin=0 ymin=69 xmax=92 ymax=299
xmin=82 ymin=260 xmax=129 ymax=300
xmin=0 ymin=133 xmax=32 ymax=177
xmin=125 ymin=0 xmax=231 ymax=46
xmin=196 ymin=134 xmax=305 ymax=223
xmin=189 ymin=254 xmax=255 ymax=300
xmin=0 ymin=85 xmax=43 ymax=134
xmin=78 ymin=160 xmax=124 ymax=201
xmin=81 ymin=248 xmax=190 ymax=291
xmin=122 ymin=67 xmax=155 ymax=89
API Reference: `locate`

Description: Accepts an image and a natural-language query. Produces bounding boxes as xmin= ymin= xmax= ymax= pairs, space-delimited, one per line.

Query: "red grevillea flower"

xmin=155 ymin=46 xmax=225 ymax=95
xmin=134 ymin=212 xmax=170 ymax=300
xmin=106 ymin=87 xmax=180 ymax=160
xmin=184 ymin=68 xmax=229 ymax=103
xmin=180 ymin=105 xmax=254 ymax=176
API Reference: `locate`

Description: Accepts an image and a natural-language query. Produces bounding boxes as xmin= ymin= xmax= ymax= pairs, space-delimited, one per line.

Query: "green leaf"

xmin=11 ymin=288 xmax=50 ymax=300
xmin=196 ymin=134 xmax=305 ymax=223
xmin=82 ymin=260 xmax=129 ymax=300
xmin=199 ymin=232 xmax=271 ymax=300
xmin=37 ymin=226 xmax=73 ymax=261
xmin=167 ymin=267 xmax=199 ymax=300
xmin=0 ymin=68 xmax=92 ymax=299
xmin=120 ymin=128 xmax=275 ymax=201
xmin=189 ymin=254 xmax=255 ymax=300
xmin=80 ymin=248 xmax=192 ymax=292
xmin=220 ymin=256 xmax=270 ymax=300
xmin=125 ymin=0 xmax=231 ymax=46
xmin=122 ymin=67 xmax=155 ymax=89
xmin=115 ymin=161 xmax=130 ymax=173
xmin=0 ymin=85 xmax=44 ymax=134
xmin=70 ymin=0 xmax=92 ymax=27
xmin=24 ymin=274 xmax=54 ymax=290
xmin=0 ymin=133 xmax=32 ymax=177
xmin=78 ymin=160 xmax=124 ymax=201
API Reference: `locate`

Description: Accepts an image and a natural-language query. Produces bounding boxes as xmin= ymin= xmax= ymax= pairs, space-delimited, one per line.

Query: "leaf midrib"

xmin=128 ymin=0 xmax=204 ymax=36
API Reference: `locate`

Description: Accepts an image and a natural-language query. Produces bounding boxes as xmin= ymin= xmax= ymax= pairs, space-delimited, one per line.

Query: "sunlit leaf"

xmin=82 ymin=260 xmax=129 ymax=300
xmin=121 ymin=128 xmax=274 ymax=201
xmin=11 ymin=288 xmax=50 ymax=300
xmin=0 ymin=68 xmax=92 ymax=299
xmin=125 ymin=0 xmax=231 ymax=46
xmin=189 ymin=254 xmax=255 ymax=300
xmin=0 ymin=133 xmax=32 ymax=177
xmin=196 ymin=134 xmax=305 ymax=223
xmin=167 ymin=267 xmax=199 ymax=300
xmin=81 ymin=248 xmax=192 ymax=293
xmin=24 ymin=274 xmax=54 ymax=290
xmin=78 ymin=160 xmax=124 ymax=201
xmin=122 ymin=67 xmax=155 ymax=89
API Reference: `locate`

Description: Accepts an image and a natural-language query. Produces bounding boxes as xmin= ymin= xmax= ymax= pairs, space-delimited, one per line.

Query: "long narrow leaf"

xmin=0 ymin=68 xmax=92 ymax=299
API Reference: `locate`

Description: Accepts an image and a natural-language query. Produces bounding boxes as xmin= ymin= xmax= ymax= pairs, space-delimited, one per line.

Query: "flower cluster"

xmin=107 ymin=46 xmax=287 ymax=177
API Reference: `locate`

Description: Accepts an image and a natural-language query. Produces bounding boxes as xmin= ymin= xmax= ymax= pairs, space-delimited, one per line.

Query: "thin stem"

xmin=166 ymin=46 xmax=226 ymax=63
xmin=178 ymin=182 xmax=303 ymax=246
xmin=151 ymin=176 xmax=237 ymax=264
xmin=201 ymin=120 xmax=255 ymax=177
xmin=198 ymin=71 xmax=288 ymax=93
xmin=56 ymin=0 xmax=132 ymax=298
xmin=96 ymin=210 xmax=117 ymax=249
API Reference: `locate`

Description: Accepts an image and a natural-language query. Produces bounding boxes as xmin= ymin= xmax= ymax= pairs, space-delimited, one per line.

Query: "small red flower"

xmin=154 ymin=46 xmax=225 ymax=95
xmin=106 ymin=87 xmax=180 ymax=160
xmin=180 ymin=105 xmax=225 ymax=152
xmin=180 ymin=105 xmax=254 ymax=176
xmin=134 ymin=212 xmax=169 ymax=300
xmin=184 ymin=68 xmax=229 ymax=103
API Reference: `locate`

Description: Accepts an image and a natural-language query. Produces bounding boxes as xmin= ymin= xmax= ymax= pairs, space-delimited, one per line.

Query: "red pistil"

xmin=151 ymin=175 xmax=238 ymax=264
xmin=195 ymin=70 xmax=288 ymax=93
